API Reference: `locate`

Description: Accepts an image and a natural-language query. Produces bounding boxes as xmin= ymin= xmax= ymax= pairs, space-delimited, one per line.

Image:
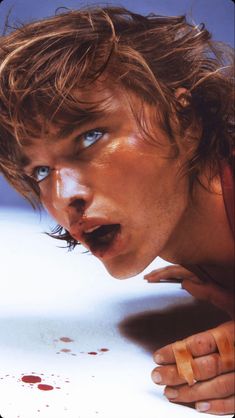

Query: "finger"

xmin=152 ymin=353 xmax=227 ymax=386
xmin=164 ymin=372 xmax=235 ymax=403
xmin=144 ymin=265 xmax=193 ymax=283
xmin=154 ymin=332 xmax=217 ymax=364
xmin=182 ymin=279 xmax=234 ymax=318
xmin=196 ymin=396 xmax=235 ymax=415
xmin=153 ymin=321 xmax=234 ymax=364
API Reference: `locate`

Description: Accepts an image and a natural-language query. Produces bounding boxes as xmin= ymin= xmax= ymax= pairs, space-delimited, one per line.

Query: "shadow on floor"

xmin=118 ymin=299 xmax=229 ymax=353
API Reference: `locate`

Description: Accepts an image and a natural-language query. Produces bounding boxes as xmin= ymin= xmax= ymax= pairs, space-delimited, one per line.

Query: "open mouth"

xmin=83 ymin=224 xmax=121 ymax=253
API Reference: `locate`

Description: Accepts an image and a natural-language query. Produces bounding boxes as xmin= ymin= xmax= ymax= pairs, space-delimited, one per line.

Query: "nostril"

xmin=69 ymin=198 xmax=86 ymax=214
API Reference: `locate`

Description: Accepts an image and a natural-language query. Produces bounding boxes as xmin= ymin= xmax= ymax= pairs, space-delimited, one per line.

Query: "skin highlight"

xmin=22 ymin=86 xmax=191 ymax=278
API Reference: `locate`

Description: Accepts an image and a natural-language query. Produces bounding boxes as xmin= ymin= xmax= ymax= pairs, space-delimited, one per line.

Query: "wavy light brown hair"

xmin=0 ymin=6 xmax=234 ymax=246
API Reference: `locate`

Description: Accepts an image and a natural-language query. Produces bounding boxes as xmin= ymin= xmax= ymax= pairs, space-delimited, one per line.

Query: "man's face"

xmin=22 ymin=85 xmax=189 ymax=278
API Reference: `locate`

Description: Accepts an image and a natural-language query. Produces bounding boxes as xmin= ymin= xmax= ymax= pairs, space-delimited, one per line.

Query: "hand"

xmin=151 ymin=321 xmax=235 ymax=415
xmin=144 ymin=265 xmax=234 ymax=318
xmin=144 ymin=264 xmax=195 ymax=283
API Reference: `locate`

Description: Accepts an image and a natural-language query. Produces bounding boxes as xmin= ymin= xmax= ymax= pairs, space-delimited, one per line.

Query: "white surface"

xmin=0 ymin=208 xmax=231 ymax=418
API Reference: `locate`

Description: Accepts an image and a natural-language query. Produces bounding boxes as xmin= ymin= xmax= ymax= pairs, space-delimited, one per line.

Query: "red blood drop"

xmin=38 ymin=384 xmax=54 ymax=391
xmin=59 ymin=337 xmax=74 ymax=343
xmin=88 ymin=352 xmax=98 ymax=355
xmin=22 ymin=375 xmax=42 ymax=384
xmin=60 ymin=348 xmax=71 ymax=353
xmin=99 ymin=348 xmax=109 ymax=352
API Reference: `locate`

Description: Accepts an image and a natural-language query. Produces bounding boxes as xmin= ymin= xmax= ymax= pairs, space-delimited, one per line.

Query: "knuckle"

xmin=168 ymin=365 xmax=177 ymax=381
xmin=196 ymin=354 xmax=220 ymax=380
xmin=189 ymin=334 xmax=214 ymax=356
xmin=211 ymin=353 xmax=223 ymax=375
xmin=219 ymin=398 xmax=230 ymax=413
xmin=164 ymin=266 xmax=173 ymax=273
xmin=214 ymin=375 xmax=233 ymax=397
xmin=213 ymin=396 xmax=235 ymax=414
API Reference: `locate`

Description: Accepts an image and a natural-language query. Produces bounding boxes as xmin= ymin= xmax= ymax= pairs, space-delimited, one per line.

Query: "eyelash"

xmin=78 ymin=128 xmax=106 ymax=149
xmin=30 ymin=127 xmax=106 ymax=183
xmin=31 ymin=166 xmax=51 ymax=183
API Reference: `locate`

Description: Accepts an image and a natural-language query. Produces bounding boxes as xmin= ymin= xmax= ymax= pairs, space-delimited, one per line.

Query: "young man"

xmin=0 ymin=6 xmax=234 ymax=415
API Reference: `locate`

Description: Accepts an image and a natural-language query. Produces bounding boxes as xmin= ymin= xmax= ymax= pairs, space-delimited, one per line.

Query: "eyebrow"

xmin=56 ymin=112 xmax=103 ymax=139
xmin=19 ymin=111 xmax=107 ymax=169
xmin=20 ymin=154 xmax=32 ymax=170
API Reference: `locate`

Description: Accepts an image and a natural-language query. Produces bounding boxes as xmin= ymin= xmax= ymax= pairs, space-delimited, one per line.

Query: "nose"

xmin=51 ymin=167 xmax=92 ymax=225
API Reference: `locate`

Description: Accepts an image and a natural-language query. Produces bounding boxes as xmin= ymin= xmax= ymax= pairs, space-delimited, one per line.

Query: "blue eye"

xmin=82 ymin=129 xmax=103 ymax=148
xmin=33 ymin=166 xmax=51 ymax=182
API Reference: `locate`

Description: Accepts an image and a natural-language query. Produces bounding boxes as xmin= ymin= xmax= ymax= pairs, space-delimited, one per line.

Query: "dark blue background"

xmin=0 ymin=0 xmax=234 ymax=208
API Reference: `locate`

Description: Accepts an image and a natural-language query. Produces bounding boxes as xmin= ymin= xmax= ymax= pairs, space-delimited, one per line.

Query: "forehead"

xmin=18 ymin=83 xmax=144 ymax=168
xmin=20 ymin=81 xmax=136 ymax=147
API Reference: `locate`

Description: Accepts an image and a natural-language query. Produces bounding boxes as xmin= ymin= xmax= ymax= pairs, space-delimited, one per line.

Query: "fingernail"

xmin=164 ymin=388 xmax=178 ymax=399
xmin=155 ymin=354 xmax=164 ymax=364
xmin=152 ymin=371 xmax=162 ymax=384
xmin=196 ymin=402 xmax=210 ymax=412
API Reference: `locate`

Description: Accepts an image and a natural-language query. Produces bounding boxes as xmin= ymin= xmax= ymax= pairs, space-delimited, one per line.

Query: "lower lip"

xmin=89 ymin=228 xmax=124 ymax=260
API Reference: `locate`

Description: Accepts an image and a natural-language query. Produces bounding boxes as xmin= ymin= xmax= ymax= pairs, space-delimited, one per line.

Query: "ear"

xmin=174 ymin=87 xmax=191 ymax=107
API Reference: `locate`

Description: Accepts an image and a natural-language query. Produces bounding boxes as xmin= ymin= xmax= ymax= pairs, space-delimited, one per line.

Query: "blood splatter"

xmin=22 ymin=375 xmax=42 ymax=384
xmin=88 ymin=351 xmax=98 ymax=355
xmin=99 ymin=348 xmax=109 ymax=352
xmin=38 ymin=384 xmax=54 ymax=391
xmin=59 ymin=337 xmax=74 ymax=343
xmin=60 ymin=348 xmax=71 ymax=353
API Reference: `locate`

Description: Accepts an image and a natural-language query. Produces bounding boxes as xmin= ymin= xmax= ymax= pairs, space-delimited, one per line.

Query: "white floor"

xmin=0 ymin=208 xmax=231 ymax=418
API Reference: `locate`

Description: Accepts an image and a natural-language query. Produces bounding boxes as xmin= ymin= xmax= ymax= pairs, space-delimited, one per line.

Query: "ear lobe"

xmin=174 ymin=87 xmax=191 ymax=107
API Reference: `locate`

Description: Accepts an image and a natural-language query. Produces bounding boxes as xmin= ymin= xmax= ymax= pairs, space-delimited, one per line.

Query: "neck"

xmin=160 ymin=175 xmax=233 ymax=266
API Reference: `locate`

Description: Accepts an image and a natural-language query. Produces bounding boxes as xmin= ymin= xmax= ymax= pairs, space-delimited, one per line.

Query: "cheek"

xmin=39 ymin=188 xmax=63 ymax=226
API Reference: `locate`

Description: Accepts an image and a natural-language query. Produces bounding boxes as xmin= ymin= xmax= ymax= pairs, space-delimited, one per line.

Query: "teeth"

xmin=84 ymin=225 xmax=102 ymax=234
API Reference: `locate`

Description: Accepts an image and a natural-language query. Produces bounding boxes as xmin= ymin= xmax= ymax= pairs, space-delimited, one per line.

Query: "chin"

xmin=103 ymin=257 xmax=150 ymax=280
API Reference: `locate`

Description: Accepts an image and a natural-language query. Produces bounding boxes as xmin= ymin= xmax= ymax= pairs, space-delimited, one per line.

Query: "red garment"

xmin=219 ymin=158 xmax=234 ymax=236
xmin=183 ymin=159 xmax=234 ymax=290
